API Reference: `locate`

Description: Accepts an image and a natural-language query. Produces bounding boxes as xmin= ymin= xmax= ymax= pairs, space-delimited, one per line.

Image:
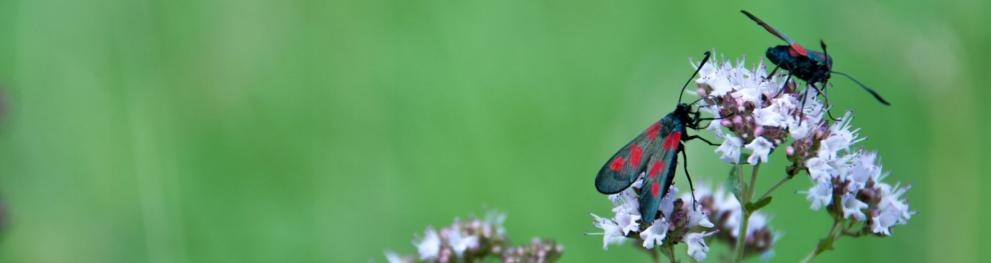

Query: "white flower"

xmin=841 ymin=193 xmax=869 ymax=221
xmin=804 ymin=181 xmax=833 ymax=210
xmin=699 ymin=104 xmax=725 ymax=137
xmin=805 ymin=156 xmax=833 ymax=183
xmin=789 ymin=89 xmax=825 ymax=139
xmin=715 ymin=135 xmax=743 ymax=164
xmin=640 ymin=218 xmax=669 ymax=249
xmin=754 ymin=96 xmax=795 ymax=128
xmin=711 ymin=186 xmax=743 ymax=233
xmin=695 ymin=56 xmax=786 ymax=102
xmin=591 ymin=213 xmax=626 ymax=249
xmin=690 ymin=209 xmax=715 ymax=228
xmin=789 ymin=120 xmax=815 ymax=140
xmin=447 ymin=229 xmax=479 ymax=258
xmin=871 ymin=183 xmax=913 ymax=235
xmin=700 ymin=62 xmax=735 ymax=97
xmin=732 ymin=85 xmax=761 ymax=105
xmin=848 ymin=151 xmax=882 ymax=190
xmin=385 ymin=251 xmax=405 ymax=263
xmin=416 ymin=227 xmax=441 ymax=260
xmin=745 ymin=136 xmax=774 ymax=164
xmin=746 ymin=213 xmax=770 ymax=234
xmin=631 ymin=174 xmax=644 ymax=189
xmin=484 ymin=211 xmax=507 ymax=238
xmin=817 ymin=112 xmax=862 ymax=160
xmin=661 ymin=184 xmax=779 ymax=258
xmin=800 ymin=139 xmax=914 ymax=235
xmin=614 ymin=210 xmax=641 ymax=235
xmin=609 ymin=187 xmax=639 ymax=216
xmin=682 ymin=189 xmax=715 ymax=228
xmin=684 ymin=231 xmax=716 ymax=261
xmin=658 ymin=186 xmax=679 ymax=220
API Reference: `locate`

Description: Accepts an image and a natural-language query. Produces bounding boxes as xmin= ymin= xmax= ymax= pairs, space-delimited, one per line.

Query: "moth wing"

xmin=638 ymin=131 xmax=682 ymax=224
xmin=594 ymin=122 xmax=668 ymax=194
xmin=741 ymin=10 xmax=796 ymax=44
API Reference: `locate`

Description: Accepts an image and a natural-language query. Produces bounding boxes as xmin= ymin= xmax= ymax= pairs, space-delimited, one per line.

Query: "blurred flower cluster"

xmin=590 ymin=179 xmax=776 ymax=261
xmin=694 ymin=185 xmax=778 ymax=259
xmin=386 ymin=212 xmax=563 ymax=263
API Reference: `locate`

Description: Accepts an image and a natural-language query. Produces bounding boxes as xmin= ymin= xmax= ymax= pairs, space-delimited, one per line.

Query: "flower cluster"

xmin=695 ymin=185 xmax=778 ymax=259
xmin=791 ymin=114 xmax=914 ymax=235
xmin=590 ymin=178 xmax=776 ymax=261
xmin=691 ymin=53 xmax=913 ymax=236
xmin=694 ymin=55 xmax=825 ymax=165
xmin=386 ymin=212 xmax=563 ymax=263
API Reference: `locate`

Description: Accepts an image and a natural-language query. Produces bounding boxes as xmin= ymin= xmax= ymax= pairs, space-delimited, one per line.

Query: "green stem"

xmin=663 ymin=244 xmax=677 ymax=263
xmin=800 ymin=219 xmax=845 ymax=263
xmin=748 ymin=164 xmax=760 ymax=196
xmin=736 ymin=163 xmax=747 ymax=194
xmin=733 ymin=163 xmax=760 ymax=262
xmin=757 ymin=173 xmax=792 ymax=201
xmin=800 ymin=247 xmax=816 ymax=263
xmin=649 ymin=247 xmax=661 ymax=263
xmin=734 ymin=209 xmax=752 ymax=262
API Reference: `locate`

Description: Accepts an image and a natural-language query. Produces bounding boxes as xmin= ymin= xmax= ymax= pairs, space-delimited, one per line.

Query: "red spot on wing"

xmin=646 ymin=123 xmax=661 ymax=141
xmin=630 ymin=145 xmax=643 ymax=167
xmin=609 ymin=157 xmax=626 ymax=171
xmin=789 ymin=43 xmax=808 ymax=57
xmin=647 ymin=160 xmax=665 ymax=178
xmin=651 ymin=182 xmax=660 ymax=197
xmin=662 ymin=132 xmax=682 ymax=150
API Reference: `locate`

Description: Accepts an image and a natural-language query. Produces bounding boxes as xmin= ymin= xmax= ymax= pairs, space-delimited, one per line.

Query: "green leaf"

xmin=745 ymin=196 xmax=773 ymax=211
xmin=725 ymin=166 xmax=742 ymax=201
xmin=815 ymin=237 xmax=835 ymax=255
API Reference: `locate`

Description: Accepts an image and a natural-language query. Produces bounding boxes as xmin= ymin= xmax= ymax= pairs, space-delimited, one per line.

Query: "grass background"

xmin=0 ymin=0 xmax=987 ymax=262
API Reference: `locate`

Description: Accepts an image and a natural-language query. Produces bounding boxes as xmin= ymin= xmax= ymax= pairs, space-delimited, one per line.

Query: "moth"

xmin=594 ymin=51 xmax=717 ymax=224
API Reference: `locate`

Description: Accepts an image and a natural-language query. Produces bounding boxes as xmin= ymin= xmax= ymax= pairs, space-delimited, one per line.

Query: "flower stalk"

xmin=733 ymin=163 xmax=768 ymax=263
xmin=733 ymin=163 xmax=750 ymax=262
xmin=662 ymin=243 xmax=677 ymax=263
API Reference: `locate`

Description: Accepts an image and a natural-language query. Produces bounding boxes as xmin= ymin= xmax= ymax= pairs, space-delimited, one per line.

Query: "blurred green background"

xmin=0 ymin=0 xmax=987 ymax=262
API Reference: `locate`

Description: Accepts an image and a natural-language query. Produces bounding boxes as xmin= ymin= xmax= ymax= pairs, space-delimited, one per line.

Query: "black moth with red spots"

xmin=594 ymin=51 xmax=717 ymax=225
xmin=741 ymin=10 xmax=890 ymax=108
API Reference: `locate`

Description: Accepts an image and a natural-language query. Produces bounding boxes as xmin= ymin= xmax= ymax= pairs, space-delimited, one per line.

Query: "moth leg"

xmin=809 ymin=82 xmax=839 ymax=121
xmin=766 ymin=65 xmax=779 ymax=80
xmin=772 ymin=72 xmax=792 ymax=98
xmin=679 ymin=147 xmax=699 ymax=210
xmin=797 ymin=82 xmax=811 ymax=126
xmin=685 ymin=135 xmax=718 ymax=146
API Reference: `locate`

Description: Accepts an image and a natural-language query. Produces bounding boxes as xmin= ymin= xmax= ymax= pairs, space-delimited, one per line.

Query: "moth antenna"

xmin=820 ymin=39 xmax=831 ymax=71
xmin=679 ymin=51 xmax=712 ymax=104
xmin=688 ymin=97 xmax=704 ymax=107
xmin=832 ymin=71 xmax=891 ymax=106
